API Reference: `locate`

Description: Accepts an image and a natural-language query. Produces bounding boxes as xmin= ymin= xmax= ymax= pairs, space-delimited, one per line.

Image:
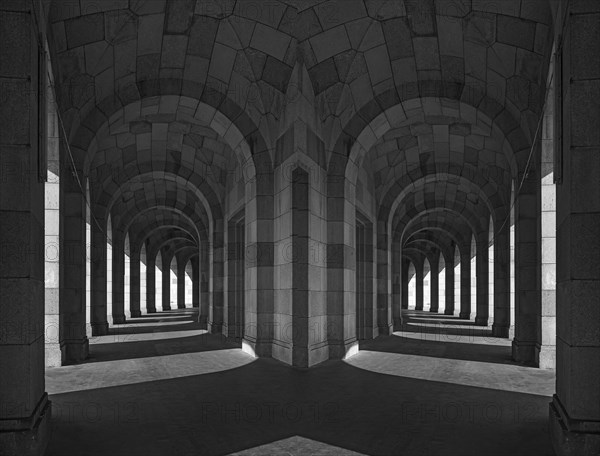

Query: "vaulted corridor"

xmin=46 ymin=309 xmax=555 ymax=456
xmin=1 ymin=1 xmax=599 ymax=455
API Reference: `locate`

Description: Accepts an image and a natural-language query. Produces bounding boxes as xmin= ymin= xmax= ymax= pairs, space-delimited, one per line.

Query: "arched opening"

xmin=170 ymin=256 xmax=178 ymax=310
xmin=408 ymin=262 xmax=416 ymax=310
xmin=106 ymin=214 xmax=113 ymax=324
xmin=488 ymin=217 xmax=495 ymax=327
xmin=140 ymin=244 xmax=147 ymax=315
xmin=155 ymin=250 xmax=162 ymax=312
xmin=124 ymin=233 xmax=131 ymax=318
xmin=510 ymin=181 xmax=516 ymax=338
xmin=454 ymin=246 xmax=461 ymax=316
xmin=470 ymin=235 xmax=477 ymax=322
xmin=85 ymin=182 xmax=92 ymax=336
xmin=423 ymin=258 xmax=431 ymax=312
xmin=185 ymin=260 xmax=193 ymax=308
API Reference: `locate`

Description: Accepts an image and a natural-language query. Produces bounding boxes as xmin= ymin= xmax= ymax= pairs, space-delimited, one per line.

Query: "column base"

xmin=393 ymin=317 xmax=403 ymax=331
xmin=242 ymin=337 xmax=273 ymax=357
xmin=209 ymin=321 xmax=223 ymax=334
xmin=91 ymin=322 xmax=109 ymax=336
xmin=512 ymin=339 xmax=537 ymax=366
xmin=429 ymin=308 xmax=439 ymax=313
xmin=45 ymin=343 xmax=63 ymax=368
xmin=162 ymin=306 xmax=171 ymax=311
xmin=550 ymin=395 xmax=600 ymax=456
xmin=328 ymin=339 xmax=359 ymax=361
xmin=112 ymin=314 xmax=126 ymax=324
xmin=459 ymin=311 xmax=470 ymax=319
xmin=146 ymin=307 xmax=156 ymax=314
xmin=474 ymin=316 xmax=488 ymax=326
xmin=198 ymin=314 xmax=208 ymax=329
xmin=538 ymin=345 xmax=556 ymax=369
xmin=130 ymin=310 xmax=142 ymax=318
xmin=415 ymin=306 xmax=423 ymax=311
xmin=444 ymin=309 xmax=454 ymax=315
xmin=63 ymin=337 xmax=89 ymax=364
xmin=492 ymin=323 xmax=510 ymax=338
xmin=378 ymin=323 xmax=393 ymax=336
xmin=0 ymin=394 xmax=51 ymax=456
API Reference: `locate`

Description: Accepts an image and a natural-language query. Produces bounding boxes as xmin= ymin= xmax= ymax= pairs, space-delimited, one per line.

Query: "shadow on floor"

xmin=46 ymin=307 xmax=554 ymax=456
xmin=46 ymin=357 xmax=555 ymax=456
xmin=86 ymin=309 xmax=241 ymax=363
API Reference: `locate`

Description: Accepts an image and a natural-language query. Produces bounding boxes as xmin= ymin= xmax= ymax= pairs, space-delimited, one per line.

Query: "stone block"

xmin=250 ymin=24 xmax=291 ymax=61
xmin=0 ymin=12 xmax=31 ymax=77
xmin=65 ymin=13 xmax=105 ymax=49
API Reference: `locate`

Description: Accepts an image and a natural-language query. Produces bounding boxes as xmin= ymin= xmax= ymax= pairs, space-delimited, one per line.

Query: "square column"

xmin=110 ymin=228 xmax=125 ymax=324
xmin=512 ymin=174 xmax=541 ymax=364
xmin=59 ymin=169 xmax=89 ymax=362
xmin=444 ymin=257 xmax=455 ymax=315
xmin=401 ymin=258 xmax=409 ymax=313
xmin=90 ymin=217 xmax=108 ymax=335
xmin=459 ymin=249 xmax=471 ymax=319
xmin=493 ymin=228 xmax=511 ymax=337
xmin=177 ymin=254 xmax=186 ymax=309
xmin=161 ymin=249 xmax=172 ymax=311
xmin=391 ymin=242 xmax=403 ymax=328
xmin=429 ymin=251 xmax=440 ymax=313
xmin=199 ymin=240 xmax=210 ymax=326
xmin=550 ymin=2 xmax=600 ymax=453
xmin=130 ymin=250 xmax=141 ymax=317
xmin=145 ymin=254 xmax=156 ymax=313
xmin=191 ymin=256 xmax=200 ymax=308
xmin=415 ymin=259 xmax=424 ymax=311
xmin=0 ymin=3 xmax=51 ymax=453
xmin=475 ymin=238 xmax=489 ymax=326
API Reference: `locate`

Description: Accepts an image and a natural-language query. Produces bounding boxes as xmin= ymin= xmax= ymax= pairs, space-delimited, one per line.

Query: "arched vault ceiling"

xmin=48 ymin=0 xmax=554 ymax=154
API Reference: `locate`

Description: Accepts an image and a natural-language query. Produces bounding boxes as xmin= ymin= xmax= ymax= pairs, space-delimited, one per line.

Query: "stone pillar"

xmin=209 ymin=224 xmax=224 ymax=333
xmin=444 ymin=254 xmax=455 ymax=315
xmin=59 ymin=166 xmax=89 ymax=363
xmin=161 ymin=249 xmax=172 ymax=311
xmin=177 ymin=254 xmax=186 ymax=309
xmin=111 ymin=229 xmax=126 ymax=324
xmin=540 ymin=54 xmax=557 ymax=368
xmin=90 ymin=218 xmax=108 ymax=335
xmin=0 ymin=3 xmax=51 ymax=452
xmin=475 ymin=238 xmax=489 ymax=326
xmin=550 ymin=2 xmax=600 ymax=453
xmin=512 ymin=170 xmax=541 ymax=364
xmin=493 ymin=227 xmax=511 ymax=337
xmin=129 ymin=249 xmax=141 ymax=317
xmin=429 ymin=251 xmax=440 ymax=313
xmin=415 ymin=259 xmax=424 ymax=311
xmin=242 ymin=160 xmax=275 ymax=357
xmin=401 ymin=258 xmax=409 ymax=312
xmin=200 ymin=239 xmax=210 ymax=327
xmin=391 ymin=242 xmax=402 ymax=329
xmin=225 ymin=217 xmax=244 ymax=338
xmin=459 ymin=249 xmax=471 ymax=319
xmin=145 ymin=254 xmax=156 ymax=313
xmin=191 ymin=256 xmax=200 ymax=308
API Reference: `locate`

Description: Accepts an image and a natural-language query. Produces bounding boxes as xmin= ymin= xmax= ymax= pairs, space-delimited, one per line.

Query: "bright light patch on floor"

xmin=344 ymin=351 xmax=554 ymax=396
xmin=230 ymin=436 xmax=367 ymax=455
xmin=242 ymin=339 xmax=257 ymax=357
xmin=46 ymin=349 xmax=256 ymax=394
xmin=344 ymin=341 xmax=359 ymax=359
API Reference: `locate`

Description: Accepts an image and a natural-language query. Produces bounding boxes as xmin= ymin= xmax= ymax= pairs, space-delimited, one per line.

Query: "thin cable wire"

xmin=491 ymin=0 xmax=570 ymax=245
xmin=30 ymin=0 xmax=113 ymax=243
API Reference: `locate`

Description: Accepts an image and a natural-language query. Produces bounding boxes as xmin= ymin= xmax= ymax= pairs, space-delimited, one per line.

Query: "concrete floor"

xmin=45 ymin=309 xmax=556 ymax=456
